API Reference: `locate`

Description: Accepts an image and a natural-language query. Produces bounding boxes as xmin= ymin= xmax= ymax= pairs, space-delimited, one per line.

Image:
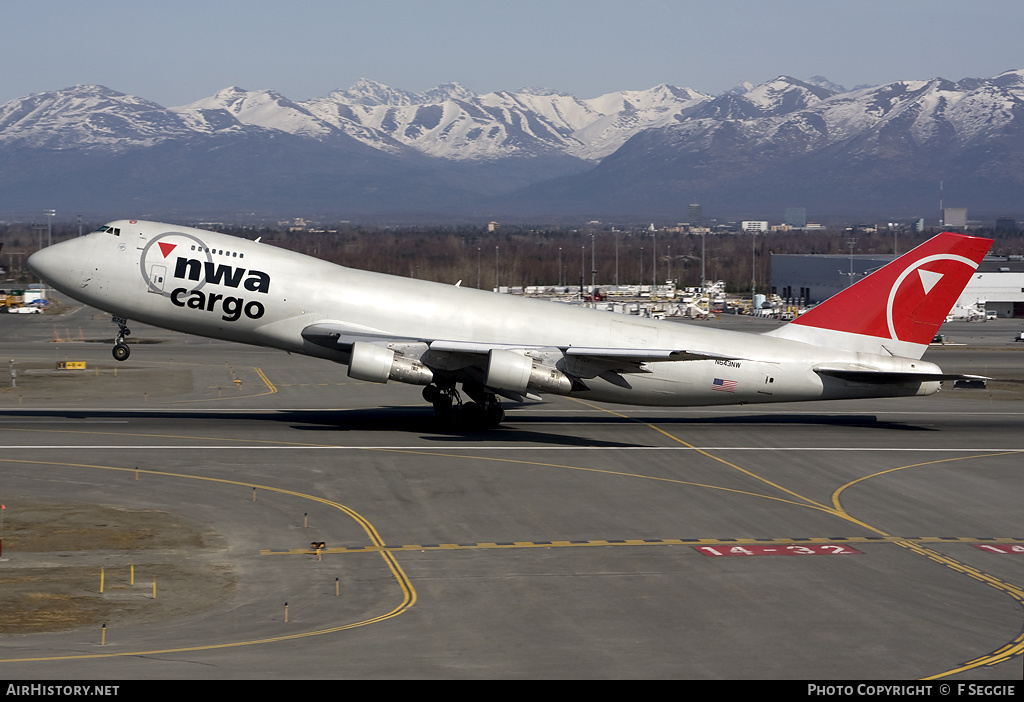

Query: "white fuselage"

xmin=28 ymin=221 xmax=943 ymax=407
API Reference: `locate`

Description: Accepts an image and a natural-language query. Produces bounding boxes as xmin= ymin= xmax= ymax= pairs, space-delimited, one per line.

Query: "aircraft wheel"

xmin=461 ymin=402 xmax=480 ymax=424
xmin=462 ymin=401 xmax=498 ymax=430
xmin=112 ymin=343 xmax=130 ymax=362
xmin=485 ymin=405 xmax=505 ymax=428
xmin=422 ymin=385 xmax=441 ymax=403
xmin=432 ymin=395 xmax=453 ymax=422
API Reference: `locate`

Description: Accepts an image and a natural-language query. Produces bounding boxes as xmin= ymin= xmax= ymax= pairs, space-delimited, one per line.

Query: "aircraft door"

xmin=149 ymin=264 xmax=167 ymax=293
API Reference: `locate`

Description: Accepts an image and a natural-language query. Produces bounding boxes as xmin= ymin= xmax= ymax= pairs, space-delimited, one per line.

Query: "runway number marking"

xmin=972 ymin=544 xmax=1024 ymax=555
xmin=694 ymin=544 xmax=863 ymax=556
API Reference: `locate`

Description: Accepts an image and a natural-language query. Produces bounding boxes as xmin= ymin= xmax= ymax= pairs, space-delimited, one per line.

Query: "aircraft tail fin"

xmin=767 ymin=232 xmax=992 ymax=358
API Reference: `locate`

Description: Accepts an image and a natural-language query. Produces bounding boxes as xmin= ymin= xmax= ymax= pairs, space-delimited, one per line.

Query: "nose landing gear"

xmin=111 ymin=316 xmax=131 ymax=361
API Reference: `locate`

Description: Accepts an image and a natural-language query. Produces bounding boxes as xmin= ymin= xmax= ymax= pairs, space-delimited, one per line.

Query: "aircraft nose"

xmin=27 ymin=239 xmax=86 ymax=292
xmin=27 ymin=245 xmax=67 ymax=286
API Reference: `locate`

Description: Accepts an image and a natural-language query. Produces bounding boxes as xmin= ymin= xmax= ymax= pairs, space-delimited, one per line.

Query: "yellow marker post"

xmin=101 ymin=624 xmax=106 ymax=646
xmin=100 ymin=567 xmax=104 ymax=593
xmin=335 ymin=577 xmax=340 ymax=597
xmin=130 ymin=563 xmax=135 ymax=586
xmin=284 ymin=602 xmax=288 ymax=623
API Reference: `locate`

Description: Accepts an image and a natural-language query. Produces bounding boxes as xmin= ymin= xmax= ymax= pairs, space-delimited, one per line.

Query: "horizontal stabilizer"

xmin=813 ymin=364 xmax=988 ymax=384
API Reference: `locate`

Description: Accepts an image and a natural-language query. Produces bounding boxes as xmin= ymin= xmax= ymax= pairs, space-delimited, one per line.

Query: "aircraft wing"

xmin=301 ymin=322 xmax=747 ymax=394
xmin=301 ymin=323 xmax=426 ymax=348
xmin=304 ymin=323 xmax=740 ymax=365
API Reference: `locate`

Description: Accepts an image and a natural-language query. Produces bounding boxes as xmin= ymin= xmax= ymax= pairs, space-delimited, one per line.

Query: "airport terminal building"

xmin=771 ymin=253 xmax=1024 ymax=318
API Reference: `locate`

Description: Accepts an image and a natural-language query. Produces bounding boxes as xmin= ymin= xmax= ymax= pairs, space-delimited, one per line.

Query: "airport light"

xmin=591 ymin=232 xmax=596 ymax=291
xmin=651 ymin=231 xmax=657 ymax=300
xmin=44 ymin=209 xmax=55 ymax=247
xmin=614 ymin=232 xmax=619 ymax=288
xmin=751 ymin=230 xmax=756 ymax=298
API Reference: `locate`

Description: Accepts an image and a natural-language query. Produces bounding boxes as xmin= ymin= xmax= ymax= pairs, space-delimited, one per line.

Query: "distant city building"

xmin=995 ymin=217 xmax=1017 ymax=231
xmin=943 ymin=208 xmax=967 ymax=229
xmin=741 ymin=221 xmax=768 ymax=232
xmin=687 ymin=203 xmax=702 ymax=226
xmin=784 ymin=207 xmax=807 ymax=228
xmin=913 ymin=218 xmax=925 ymax=232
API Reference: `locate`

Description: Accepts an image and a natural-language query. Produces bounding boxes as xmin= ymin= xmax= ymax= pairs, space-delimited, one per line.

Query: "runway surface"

xmin=1 ymin=304 xmax=1022 ymax=679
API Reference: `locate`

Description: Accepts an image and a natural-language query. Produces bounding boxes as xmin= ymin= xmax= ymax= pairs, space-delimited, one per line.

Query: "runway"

xmin=1 ymin=305 xmax=1022 ymax=679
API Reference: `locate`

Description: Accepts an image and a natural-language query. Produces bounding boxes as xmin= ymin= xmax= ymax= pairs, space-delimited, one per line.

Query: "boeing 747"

xmin=27 ymin=221 xmax=991 ymax=427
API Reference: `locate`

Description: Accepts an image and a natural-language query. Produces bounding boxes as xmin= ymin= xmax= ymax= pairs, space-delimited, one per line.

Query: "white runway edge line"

xmin=4 ymin=445 xmax=1024 ymax=452
xmin=4 ymin=408 xmax=1024 ymax=415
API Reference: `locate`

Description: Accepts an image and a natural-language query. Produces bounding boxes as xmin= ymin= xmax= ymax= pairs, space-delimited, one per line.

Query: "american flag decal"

xmin=712 ymin=378 xmax=737 ymax=393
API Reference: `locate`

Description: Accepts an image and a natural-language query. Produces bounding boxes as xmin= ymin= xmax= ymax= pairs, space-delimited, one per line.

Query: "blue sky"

xmin=4 ymin=0 xmax=1023 ymax=106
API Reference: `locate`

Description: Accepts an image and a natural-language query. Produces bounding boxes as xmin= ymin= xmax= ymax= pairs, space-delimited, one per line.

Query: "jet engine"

xmin=348 ymin=342 xmax=433 ymax=385
xmin=485 ymin=349 xmax=572 ymax=396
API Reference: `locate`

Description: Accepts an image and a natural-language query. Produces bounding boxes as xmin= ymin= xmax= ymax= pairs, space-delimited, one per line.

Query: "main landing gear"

xmin=112 ymin=317 xmax=131 ymax=361
xmin=422 ymin=382 xmax=505 ymax=429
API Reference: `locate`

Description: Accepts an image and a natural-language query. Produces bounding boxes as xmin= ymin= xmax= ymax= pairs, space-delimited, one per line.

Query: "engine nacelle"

xmin=348 ymin=342 xmax=433 ymax=386
xmin=486 ymin=349 xmax=533 ymax=394
xmin=485 ymin=349 xmax=572 ymax=396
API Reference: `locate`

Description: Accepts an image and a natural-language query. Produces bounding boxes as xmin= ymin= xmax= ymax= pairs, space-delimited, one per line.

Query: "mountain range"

xmin=2 ymin=71 xmax=1023 ymax=222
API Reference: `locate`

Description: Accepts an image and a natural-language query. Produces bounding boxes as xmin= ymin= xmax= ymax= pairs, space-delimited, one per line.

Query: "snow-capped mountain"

xmin=519 ymin=71 xmax=1024 ymax=218
xmin=175 ymin=87 xmax=336 ymax=140
xmin=0 ymin=85 xmax=193 ymax=149
xmin=1 ymin=72 xmax=1023 ymax=219
xmin=303 ymin=80 xmax=710 ymax=161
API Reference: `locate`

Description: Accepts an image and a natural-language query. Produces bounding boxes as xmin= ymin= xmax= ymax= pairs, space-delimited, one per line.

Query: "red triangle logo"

xmin=158 ymin=242 xmax=177 ymax=258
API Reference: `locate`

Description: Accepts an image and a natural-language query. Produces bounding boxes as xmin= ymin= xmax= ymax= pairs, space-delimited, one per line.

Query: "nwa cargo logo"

xmin=141 ymin=232 xmax=270 ymax=322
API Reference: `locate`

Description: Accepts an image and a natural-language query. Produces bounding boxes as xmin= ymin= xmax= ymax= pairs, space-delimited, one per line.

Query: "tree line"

xmin=4 ymin=221 xmax=1023 ymax=294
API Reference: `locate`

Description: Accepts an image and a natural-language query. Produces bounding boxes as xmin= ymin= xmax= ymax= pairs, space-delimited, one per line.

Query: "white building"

xmin=771 ymin=254 xmax=1024 ymax=318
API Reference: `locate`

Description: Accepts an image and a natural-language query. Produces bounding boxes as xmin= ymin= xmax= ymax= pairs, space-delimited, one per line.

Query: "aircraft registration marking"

xmin=694 ymin=544 xmax=862 ymax=556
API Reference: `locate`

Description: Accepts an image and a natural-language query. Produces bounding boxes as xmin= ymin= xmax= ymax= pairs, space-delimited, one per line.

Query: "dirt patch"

xmin=0 ymin=364 xmax=193 ymax=401
xmin=0 ymin=501 xmax=234 ymax=635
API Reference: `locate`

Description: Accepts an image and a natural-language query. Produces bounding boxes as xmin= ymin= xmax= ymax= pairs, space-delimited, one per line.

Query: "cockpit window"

xmin=94 ymin=225 xmax=121 ymax=236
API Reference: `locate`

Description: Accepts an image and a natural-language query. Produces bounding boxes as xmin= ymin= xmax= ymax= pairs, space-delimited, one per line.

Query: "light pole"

xmin=750 ymin=229 xmax=757 ymax=299
xmin=639 ymin=245 xmax=644 ymax=292
xmin=701 ymin=230 xmax=706 ymax=293
xmin=652 ymin=231 xmax=657 ymax=300
xmin=580 ymin=246 xmax=585 ymax=300
xmin=614 ymin=231 xmax=619 ymax=288
xmin=44 ymin=209 xmax=55 ymax=247
xmin=846 ymin=237 xmax=857 ymax=288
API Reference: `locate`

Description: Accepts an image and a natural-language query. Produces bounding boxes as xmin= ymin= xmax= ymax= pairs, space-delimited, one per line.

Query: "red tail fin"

xmin=774 ymin=232 xmax=991 ymax=356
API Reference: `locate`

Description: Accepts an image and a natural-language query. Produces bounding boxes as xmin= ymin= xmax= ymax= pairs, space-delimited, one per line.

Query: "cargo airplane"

xmin=27 ymin=220 xmax=991 ymax=427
